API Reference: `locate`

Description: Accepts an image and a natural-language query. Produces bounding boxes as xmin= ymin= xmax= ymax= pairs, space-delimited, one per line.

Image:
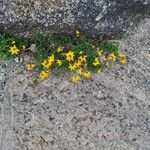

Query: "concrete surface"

xmin=0 ymin=18 xmax=150 ymax=150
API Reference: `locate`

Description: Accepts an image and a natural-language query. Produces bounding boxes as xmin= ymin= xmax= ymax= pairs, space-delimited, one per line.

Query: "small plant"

xmin=0 ymin=31 xmax=127 ymax=83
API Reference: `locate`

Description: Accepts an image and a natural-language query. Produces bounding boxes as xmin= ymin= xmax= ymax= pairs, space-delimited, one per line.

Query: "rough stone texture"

xmin=0 ymin=0 xmax=150 ymax=36
xmin=0 ymin=18 xmax=150 ymax=150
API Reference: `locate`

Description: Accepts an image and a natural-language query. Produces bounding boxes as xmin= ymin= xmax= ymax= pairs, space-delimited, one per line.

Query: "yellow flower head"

xmin=108 ymin=53 xmax=117 ymax=61
xmin=41 ymin=60 xmax=47 ymax=66
xmin=76 ymin=60 xmax=82 ymax=68
xmin=78 ymin=55 xmax=86 ymax=63
xmin=57 ymin=47 xmax=63 ymax=53
xmin=120 ymin=59 xmax=127 ymax=65
xmin=82 ymin=71 xmax=91 ymax=78
xmin=41 ymin=60 xmax=52 ymax=69
xmin=47 ymin=54 xmax=55 ymax=63
xmin=93 ymin=57 xmax=100 ymax=66
xmin=9 ymin=45 xmax=20 ymax=55
xmin=26 ymin=64 xmax=36 ymax=71
xmin=118 ymin=53 xmax=126 ymax=58
xmin=68 ymin=63 xmax=77 ymax=71
xmin=96 ymin=48 xmax=103 ymax=56
xmin=56 ymin=59 xmax=62 ymax=65
xmin=65 ymin=51 xmax=74 ymax=62
xmin=76 ymin=68 xmax=83 ymax=75
xmin=71 ymin=75 xmax=80 ymax=83
xmin=76 ymin=30 xmax=80 ymax=37
xmin=38 ymin=70 xmax=49 ymax=80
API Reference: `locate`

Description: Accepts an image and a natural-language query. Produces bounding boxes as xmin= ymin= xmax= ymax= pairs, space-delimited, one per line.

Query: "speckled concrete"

xmin=0 ymin=18 xmax=150 ymax=150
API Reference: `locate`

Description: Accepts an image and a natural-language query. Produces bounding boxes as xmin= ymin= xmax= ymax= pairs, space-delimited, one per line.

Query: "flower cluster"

xmin=108 ymin=52 xmax=127 ymax=65
xmin=41 ymin=54 xmax=55 ymax=69
xmin=38 ymin=70 xmax=49 ymax=80
xmin=6 ymin=31 xmax=127 ymax=83
xmin=26 ymin=64 xmax=36 ymax=71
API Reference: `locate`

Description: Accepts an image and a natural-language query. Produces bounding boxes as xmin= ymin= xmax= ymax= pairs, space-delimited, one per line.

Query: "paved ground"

xmin=0 ymin=18 xmax=150 ymax=150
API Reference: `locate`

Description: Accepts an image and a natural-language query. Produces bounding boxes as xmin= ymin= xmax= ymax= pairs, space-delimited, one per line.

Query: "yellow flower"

xmin=57 ymin=47 xmax=63 ymax=53
xmin=108 ymin=53 xmax=117 ymax=61
xmin=57 ymin=59 xmax=62 ymax=65
xmin=118 ymin=53 xmax=126 ymax=58
xmin=120 ymin=59 xmax=127 ymax=65
xmin=65 ymin=51 xmax=74 ymax=62
xmin=82 ymin=71 xmax=91 ymax=78
xmin=76 ymin=30 xmax=80 ymax=37
xmin=38 ymin=70 xmax=49 ymax=80
xmin=41 ymin=60 xmax=47 ymax=66
xmin=41 ymin=54 xmax=55 ymax=69
xmin=96 ymin=48 xmax=103 ymax=56
xmin=9 ymin=45 xmax=20 ymax=55
xmin=76 ymin=68 xmax=83 ymax=75
xmin=41 ymin=60 xmax=52 ymax=69
xmin=71 ymin=75 xmax=80 ymax=83
xmin=68 ymin=63 xmax=77 ymax=71
xmin=26 ymin=64 xmax=36 ymax=71
xmin=76 ymin=60 xmax=82 ymax=68
xmin=74 ymin=62 xmax=79 ymax=68
xmin=12 ymin=41 xmax=15 ymax=44
xmin=93 ymin=58 xmax=100 ymax=66
xmin=47 ymin=54 xmax=55 ymax=63
xmin=78 ymin=55 xmax=86 ymax=62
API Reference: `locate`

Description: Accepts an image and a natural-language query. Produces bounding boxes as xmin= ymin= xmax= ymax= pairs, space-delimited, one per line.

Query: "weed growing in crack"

xmin=0 ymin=31 xmax=127 ymax=83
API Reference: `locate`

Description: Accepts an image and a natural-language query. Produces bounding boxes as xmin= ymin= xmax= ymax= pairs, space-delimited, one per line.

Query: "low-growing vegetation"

xmin=0 ymin=31 xmax=127 ymax=83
